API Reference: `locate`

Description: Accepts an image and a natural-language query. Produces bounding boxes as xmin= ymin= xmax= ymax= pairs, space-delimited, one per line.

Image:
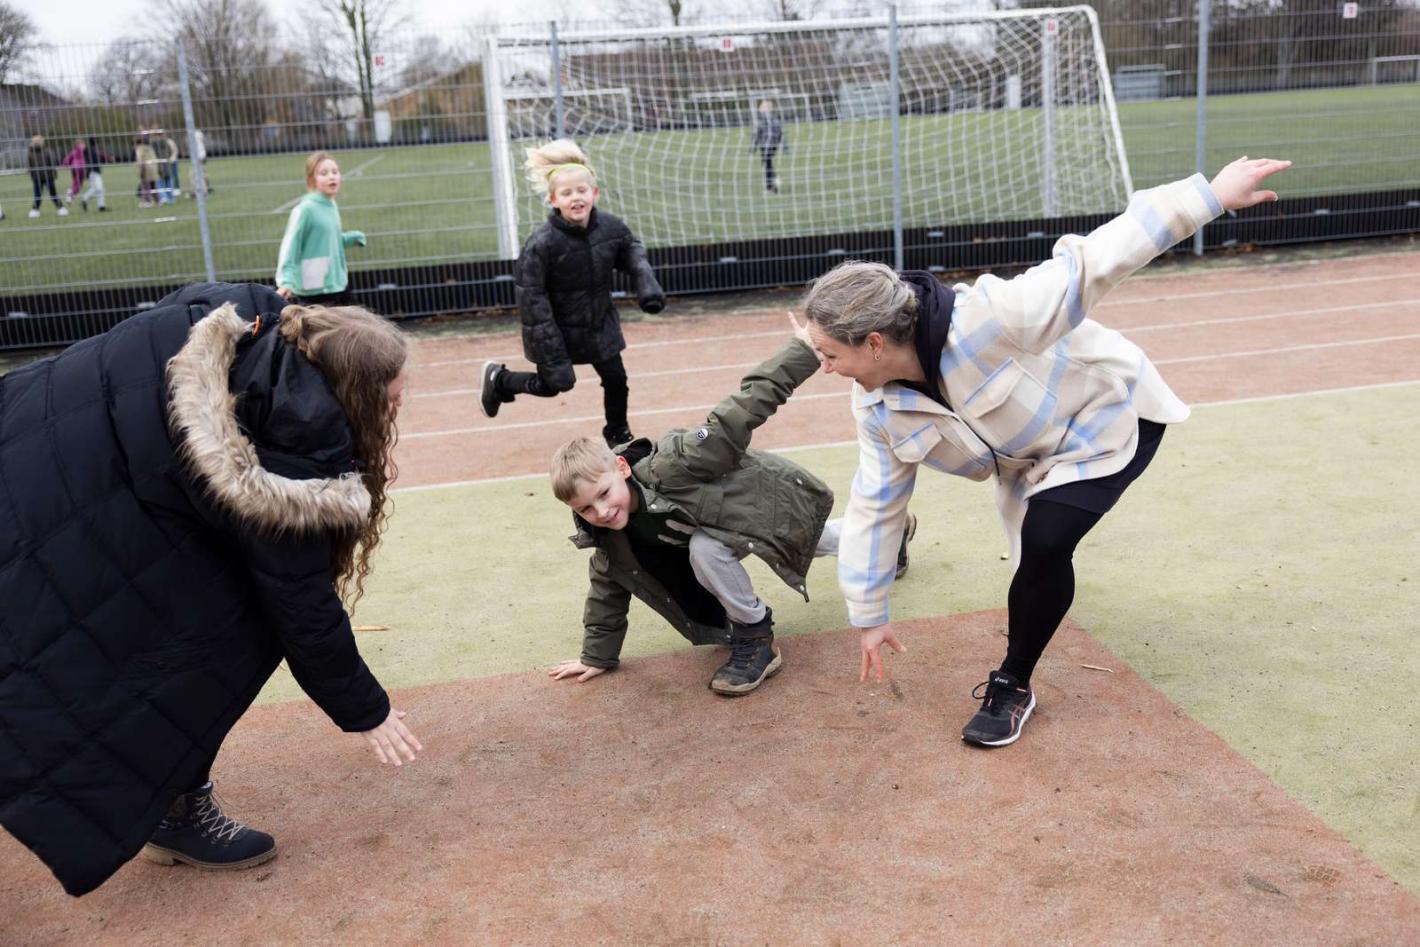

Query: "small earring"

xmin=873 ymin=350 xmax=882 ymax=362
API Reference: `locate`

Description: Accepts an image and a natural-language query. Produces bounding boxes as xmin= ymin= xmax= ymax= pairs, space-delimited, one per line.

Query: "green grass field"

xmin=2 ymin=84 xmax=1417 ymax=293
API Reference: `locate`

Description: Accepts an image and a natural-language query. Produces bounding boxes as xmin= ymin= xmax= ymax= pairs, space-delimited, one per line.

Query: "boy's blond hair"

xmin=524 ymin=138 xmax=597 ymax=196
xmin=550 ymin=436 xmax=619 ymax=503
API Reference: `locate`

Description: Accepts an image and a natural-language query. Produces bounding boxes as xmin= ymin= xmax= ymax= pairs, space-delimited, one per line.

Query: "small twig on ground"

xmin=353 ymin=624 xmax=389 ymax=632
xmin=1080 ymin=664 xmax=1114 ymax=673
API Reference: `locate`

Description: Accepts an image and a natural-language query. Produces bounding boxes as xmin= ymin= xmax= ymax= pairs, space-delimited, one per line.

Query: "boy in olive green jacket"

xmin=547 ymin=332 xmax=914 ymax=695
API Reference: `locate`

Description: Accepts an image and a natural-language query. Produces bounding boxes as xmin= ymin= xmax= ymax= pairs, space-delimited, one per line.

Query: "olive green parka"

xmin=571 ymin=338 xmax=834 ymax=668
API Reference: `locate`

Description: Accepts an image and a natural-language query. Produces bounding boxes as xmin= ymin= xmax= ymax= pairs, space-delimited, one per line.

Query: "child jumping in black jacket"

xmin=481 ymin=139 xmax=665 ymax=448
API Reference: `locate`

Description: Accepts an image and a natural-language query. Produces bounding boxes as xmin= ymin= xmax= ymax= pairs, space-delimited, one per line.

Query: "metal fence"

xmin=2 ymin=1 xmax=1418 ymax=350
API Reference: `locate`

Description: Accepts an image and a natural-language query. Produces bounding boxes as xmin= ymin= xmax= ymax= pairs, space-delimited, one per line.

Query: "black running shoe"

xmin=895 ymin=512 xmax=917 ymax=579
xmin=142 ymin=782 xmax=276 ymax=871
xmin=961 ymin=669 xmax=1036 ymax=747
xmin=710 ymin=606 xmax=782 ymax=695
xmin=480 ymin=361 xmax=508 ymax=418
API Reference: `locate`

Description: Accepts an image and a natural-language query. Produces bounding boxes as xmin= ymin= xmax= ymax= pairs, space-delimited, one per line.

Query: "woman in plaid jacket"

xmin=796 ymin=156 xmax=1292 ymax=748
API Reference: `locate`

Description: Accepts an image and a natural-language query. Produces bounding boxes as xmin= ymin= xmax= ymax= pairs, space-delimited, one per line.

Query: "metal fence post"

xmin=1040 ymin=17 xmax=1057 ymax=217
xmin=177 ymin=45 xmax=216 ymax=282
xmin=888 ymin=4 xmax=903 ymax=271
xmin=1193 ymin=0 xmax=1211 ymax=256
xmin=551 ymin=21 xmax=566 ymax=139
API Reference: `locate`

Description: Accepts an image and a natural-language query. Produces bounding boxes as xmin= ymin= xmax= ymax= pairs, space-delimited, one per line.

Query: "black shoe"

xmin=141 ymin=782 xmax=277 ymax=870
xmin=98 ymin=205 xmax=109 ymax=212
xmin=80 ymin=198 xmax=88 ymax=212
xmin=961 ymin=669 xmax=1036 ymax=747
xmin=894 ymin=512 xmax=917 ymax=579
xmin=479 ymin=361 xmax=509 ymax=418
xmin=709 ymin=606 xmax=782 ymax=696
xmin=602 ymin=425 xmax=633 ymax=448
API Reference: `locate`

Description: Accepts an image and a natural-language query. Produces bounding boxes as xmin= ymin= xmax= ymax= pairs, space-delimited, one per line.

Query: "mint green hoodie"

xmin=275 ymin=191 xmax=366 ymax=297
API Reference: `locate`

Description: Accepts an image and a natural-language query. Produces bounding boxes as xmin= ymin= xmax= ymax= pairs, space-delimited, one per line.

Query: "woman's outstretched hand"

xmin=362 ymin=708 xmax=423 ymax=767
xmin=1210 ymin=156 xmax=1292 ymax=212
xmin=859 ymin=623 xmax=907 ymax=683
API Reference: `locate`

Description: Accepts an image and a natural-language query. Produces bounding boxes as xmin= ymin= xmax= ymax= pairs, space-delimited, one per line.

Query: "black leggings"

xmin=500 ymin=354 xmax=629 ymax=433
xmin=759 ymin=149 xmax=778 ymax=190
xmin=1000 ymin=420 xmax=1167 ymax=684
xmin=1001 ymin=499 xmax=1106 ymax=684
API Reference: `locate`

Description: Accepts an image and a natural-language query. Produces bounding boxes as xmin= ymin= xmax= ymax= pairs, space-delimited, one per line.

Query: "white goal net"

xmin=483 ymin=7 xmax=1132 ymax=257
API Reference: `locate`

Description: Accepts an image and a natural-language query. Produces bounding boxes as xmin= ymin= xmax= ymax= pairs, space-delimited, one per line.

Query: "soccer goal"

xmin=504 ymin=87 xmax=635 ymax=140
xmin=482 ymin=7 xmax=1132 ymax=259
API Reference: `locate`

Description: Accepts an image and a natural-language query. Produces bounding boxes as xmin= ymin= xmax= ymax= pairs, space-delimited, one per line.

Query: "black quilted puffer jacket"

xmin=514 ymin=207 xmax=665 ymax=391
xmin=0 ymin=283 xmax=389 ymax=896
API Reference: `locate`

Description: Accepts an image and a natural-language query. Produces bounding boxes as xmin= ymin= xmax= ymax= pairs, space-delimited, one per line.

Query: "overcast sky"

xmin=16 ymin=0 xmax=540 ymax=49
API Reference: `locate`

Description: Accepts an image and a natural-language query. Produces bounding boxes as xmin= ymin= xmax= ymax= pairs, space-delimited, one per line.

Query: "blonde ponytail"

xmin=523 ymin=138 xmax=596 ymax=195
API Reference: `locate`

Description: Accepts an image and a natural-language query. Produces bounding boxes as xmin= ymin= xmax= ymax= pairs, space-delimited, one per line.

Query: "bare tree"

xmin=316 ymin=0 xmax=407 ymax=123
xmin=162 ymin=0 xmax=281 ymax=144
xmin=0 ymin=0 xmax=37 ymax=83
xmin=88 ymin=38 xmax=170 ymax=105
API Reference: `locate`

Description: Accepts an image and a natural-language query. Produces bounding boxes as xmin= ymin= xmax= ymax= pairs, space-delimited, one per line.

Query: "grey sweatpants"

xmin=687 ymin=519 xmax=841 ymax=626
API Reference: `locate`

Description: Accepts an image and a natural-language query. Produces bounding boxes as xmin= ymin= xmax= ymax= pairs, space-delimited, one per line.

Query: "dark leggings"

xmin=1000 ymin=499 xmax=1105 ymax=684
xmin=759 ymin=150 xmax=778 ymax=190
xmin=501 ymin=354 xmax=629 ymax=433
xmin=31 ymin=176 xmax=60 ymax=209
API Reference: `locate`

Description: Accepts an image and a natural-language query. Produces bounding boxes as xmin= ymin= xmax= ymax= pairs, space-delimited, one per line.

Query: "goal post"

xmin=484 ymin=7 xmax=1133 ymax=260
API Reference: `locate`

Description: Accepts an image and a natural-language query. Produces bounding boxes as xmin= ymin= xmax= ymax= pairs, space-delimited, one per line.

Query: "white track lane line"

xmin=391 ymin=379 xmax=1420 ymax=494
xmin=410 ymin=267 xmax=1419 ymax=369
xmin=411 ymin=296 xmax=1420 ymax=400
xmin=402 ymin=333 xmax=1420 ymax=441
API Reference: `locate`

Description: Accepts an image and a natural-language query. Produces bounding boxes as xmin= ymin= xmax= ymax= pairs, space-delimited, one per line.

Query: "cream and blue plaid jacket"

xmin=838 ymin=173 xmax=1223 ymax=627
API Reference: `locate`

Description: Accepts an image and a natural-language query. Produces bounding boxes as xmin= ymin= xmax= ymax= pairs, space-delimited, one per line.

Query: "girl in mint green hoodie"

xmin=275 ymin=151 xmax=366 ymax=305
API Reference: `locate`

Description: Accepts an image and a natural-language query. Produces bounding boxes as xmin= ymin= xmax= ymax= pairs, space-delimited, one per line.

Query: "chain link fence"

xmin=2 ymin=1 xmax=1418 ymax=349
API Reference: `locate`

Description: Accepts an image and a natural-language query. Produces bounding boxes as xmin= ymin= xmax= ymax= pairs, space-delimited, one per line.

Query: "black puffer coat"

xmin=0 ymin=283 xmax=389 ymax=896
xmin=514 ymin=207 xmax=665 ymax=391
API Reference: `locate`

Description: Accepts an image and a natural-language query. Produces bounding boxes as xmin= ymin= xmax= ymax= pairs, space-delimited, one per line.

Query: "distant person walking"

xmin=191 ymin=128 xmax=211 ymax=195
xmin=60 ymin=138 xmax=89 ymax=203
xmin=750 ymin=100 xmax=787 ymax=194
xmin=154 ymin=130 xmax=180 ymax=203
xmin=134 ymin=135 xmax=159 ymax=207
xmin=79 ymin=136 xmax=110 ymax=212
xmin=275 ymin=151 xmax=366 ymax=306
xmin=27 ymin=135 xmax=66 ymax=218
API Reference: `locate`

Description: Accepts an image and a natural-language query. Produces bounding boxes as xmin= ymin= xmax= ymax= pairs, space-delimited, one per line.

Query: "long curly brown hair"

xmin=278 ymin=303 xmax=407 ymax=605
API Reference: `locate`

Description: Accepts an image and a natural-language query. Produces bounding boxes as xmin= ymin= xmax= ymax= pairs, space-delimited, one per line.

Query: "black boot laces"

xmin=193 ymin=789 xmax=249 ymax=844
xmin=727 ymin=636 xmax=762 ymax=669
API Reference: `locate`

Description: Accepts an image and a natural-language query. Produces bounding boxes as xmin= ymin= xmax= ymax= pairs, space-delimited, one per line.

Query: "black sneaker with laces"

xmin=961 ymin=669 xmax=1036 ymax=747
xmin=480 ymin=361 xmax=510 ymax=418
xmin=141 ymin=781 xmax=277 ymax=870
xmin=709 ymin=606 xmax=782 ymax=695
xmin=894 ymin=512 xmax=917 ymax=579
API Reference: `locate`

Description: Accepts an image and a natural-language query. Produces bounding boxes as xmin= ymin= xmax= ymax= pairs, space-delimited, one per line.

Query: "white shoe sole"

xmin=962 ymin=692 xmax=1036 ymax=747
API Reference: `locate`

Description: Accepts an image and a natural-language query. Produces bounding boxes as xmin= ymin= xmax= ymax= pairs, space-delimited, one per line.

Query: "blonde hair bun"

xmin=523 ymin=139 xmax=597 ymax=194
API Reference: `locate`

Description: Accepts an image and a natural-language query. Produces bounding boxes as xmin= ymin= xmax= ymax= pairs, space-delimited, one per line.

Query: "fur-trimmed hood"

xmin=166 ymin=302 xmax=371 ymax=534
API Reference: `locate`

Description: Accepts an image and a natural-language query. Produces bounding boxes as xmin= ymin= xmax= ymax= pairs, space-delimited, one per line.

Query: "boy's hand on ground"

xmin=362 ymin=708 xmax=422 ymax=767
xmin=858 ymin=623 xmax=907 ymax=683
xmin=549 ymin=659 xmax=608 ymax=683
xmin=1209 ymin=156 xmax=1292 ymax=211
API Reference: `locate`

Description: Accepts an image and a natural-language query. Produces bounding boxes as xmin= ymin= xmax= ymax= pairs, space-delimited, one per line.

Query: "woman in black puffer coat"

xmin=480 ymin=139 xmax=665 ymax=448
xmin=0 ymin=282 xmax=422 ymax=896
